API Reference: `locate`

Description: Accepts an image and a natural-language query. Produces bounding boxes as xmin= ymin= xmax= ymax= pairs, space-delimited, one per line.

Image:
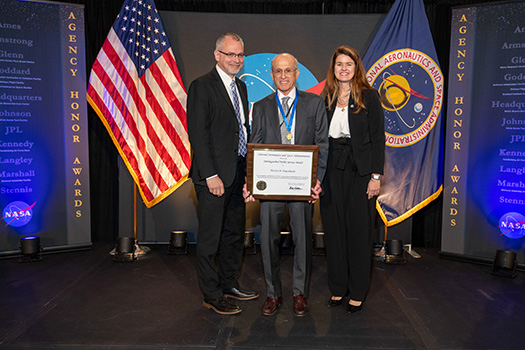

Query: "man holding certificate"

xmin=244 ymin=53 xmax=328 ymax=317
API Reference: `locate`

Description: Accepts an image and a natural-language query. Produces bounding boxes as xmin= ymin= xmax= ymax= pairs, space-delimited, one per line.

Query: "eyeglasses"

xmin=217 ymin=50 xmax=245 ymax=59
xmin=272 ymin=68 xmax=297 ymax=75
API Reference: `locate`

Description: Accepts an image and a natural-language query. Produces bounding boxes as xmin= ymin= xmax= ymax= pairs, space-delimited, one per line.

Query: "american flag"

xmin=87 ymin=0 xmax=191 ymax=208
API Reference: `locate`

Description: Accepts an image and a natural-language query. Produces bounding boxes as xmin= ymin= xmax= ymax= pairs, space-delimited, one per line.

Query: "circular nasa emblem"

xmin=3 ymin=201 xmax=34 ymax=227
xmin=498 ymin=212 xmax=525 ymax=239
xmin=366 ymin=49 xmax=443 ymax=147
xmin=256 ymin=181 xmax=267 ymax=191
xmin=238 ymin=53 xmax=320 ymax=109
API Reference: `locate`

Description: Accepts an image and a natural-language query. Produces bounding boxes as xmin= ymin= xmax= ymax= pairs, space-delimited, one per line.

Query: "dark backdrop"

xmin=47 ymin=0 xmax=498 ymax=246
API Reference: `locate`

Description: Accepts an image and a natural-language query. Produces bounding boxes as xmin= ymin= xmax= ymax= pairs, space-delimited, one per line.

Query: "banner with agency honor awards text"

xmin=0 ymin=0 xmax=91 ymax=254
xmin=442 ymin=1 xmax=525 ymax=265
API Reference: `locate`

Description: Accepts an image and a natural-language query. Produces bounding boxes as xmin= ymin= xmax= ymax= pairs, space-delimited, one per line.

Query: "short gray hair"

xmin=215 ymin=33 xmax=244 ymax=50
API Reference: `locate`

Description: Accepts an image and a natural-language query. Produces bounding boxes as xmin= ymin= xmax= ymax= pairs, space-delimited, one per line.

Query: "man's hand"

xmin=243 ymin=184 xmax=255 ymax=203
xmin=309 ymin=179 xmax=322 ymax=204
xmin=207 ymin=176 xmax=225 ymax=197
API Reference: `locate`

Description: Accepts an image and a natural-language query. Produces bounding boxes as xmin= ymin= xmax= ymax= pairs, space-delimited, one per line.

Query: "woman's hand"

xmin=366 ymin=177 xmax=380 ymax=199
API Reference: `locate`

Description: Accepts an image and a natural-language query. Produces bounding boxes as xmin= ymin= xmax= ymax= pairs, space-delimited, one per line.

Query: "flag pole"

xmin=134 ymin=182 xmax=136 ymax=238
xmin=374 ymin=218 xmax=387 ymax=258
xmin=87 ymin=0 xmax=191 ymax=239
xmin=133 ymin=182 xmax=150 ymax=256
xmin=379 ymin=226 xmax=388 ymax=256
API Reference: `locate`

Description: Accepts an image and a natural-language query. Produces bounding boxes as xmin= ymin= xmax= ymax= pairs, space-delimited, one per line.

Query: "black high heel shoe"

xmin=327 ymin=297 xmax=343 ymax=308
xmin=347 ymin=301 xmax=363 ymax=313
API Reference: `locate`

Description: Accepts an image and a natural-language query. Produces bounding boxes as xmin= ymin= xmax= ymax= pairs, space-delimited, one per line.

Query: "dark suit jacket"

xmin=186 ymin=68 xmax=250 ymax=187
xmin=250 ymin=89 xmax=329 ymax=182
xmin=326 ymin=88 xmax=385 ymax=176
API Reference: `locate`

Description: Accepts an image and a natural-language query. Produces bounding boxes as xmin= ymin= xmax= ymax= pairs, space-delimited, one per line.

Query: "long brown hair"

xmin=321 ymin=45 xmax=371 ymax=112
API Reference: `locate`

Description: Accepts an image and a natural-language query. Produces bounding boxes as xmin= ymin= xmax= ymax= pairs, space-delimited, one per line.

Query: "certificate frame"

xmin=246 ymin=143 xmax=319 ymax=201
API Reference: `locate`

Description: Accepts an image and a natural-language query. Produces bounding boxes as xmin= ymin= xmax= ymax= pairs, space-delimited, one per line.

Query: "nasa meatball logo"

xmin=366 ymin=49 xmax=443 ymax=147
xmin=238 ymin=53 xmax=321 ymax=110
xmin=498 ymin=212 xmax=525 ymax=239
xmin=3 ymin=201 xmax=35 ymax=227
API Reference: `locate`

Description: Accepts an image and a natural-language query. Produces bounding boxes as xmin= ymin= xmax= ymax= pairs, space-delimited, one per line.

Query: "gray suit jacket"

xmin=250 ymin=89 xmax=329 ymax=182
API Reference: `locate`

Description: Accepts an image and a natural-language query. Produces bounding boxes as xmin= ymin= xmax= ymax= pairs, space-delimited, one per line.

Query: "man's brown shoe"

xmin=293 ymin=294 xmax=309 ymax=316
xmin=261 ymin=296 xmax=282 ymax=316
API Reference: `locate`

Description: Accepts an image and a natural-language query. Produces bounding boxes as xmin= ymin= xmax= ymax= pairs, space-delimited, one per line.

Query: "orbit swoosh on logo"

xmin=499 ymin=212 xmax=525 ymax=239
xmin=367 ymin=48 xmax=443 ymax=147
xmin=2 ymin=201 xmax=36 ymax=227
xmin=305 ymin=80 xmax=325 ymax=95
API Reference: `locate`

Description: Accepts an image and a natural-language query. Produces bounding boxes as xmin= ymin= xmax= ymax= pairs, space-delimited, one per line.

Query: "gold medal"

xmin=286 ymin=133 xmax=293 ymax=140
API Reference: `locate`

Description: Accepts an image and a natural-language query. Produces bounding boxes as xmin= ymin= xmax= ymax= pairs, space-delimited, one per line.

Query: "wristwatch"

xmin=371 ymin=174 xmax=381 ymax=181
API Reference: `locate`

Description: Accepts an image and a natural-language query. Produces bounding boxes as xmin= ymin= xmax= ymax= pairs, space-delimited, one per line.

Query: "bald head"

xmin=271 ymin=53 xmax=298 ymax=71
xmin=270 ymin=53 xmax=300 ymax=95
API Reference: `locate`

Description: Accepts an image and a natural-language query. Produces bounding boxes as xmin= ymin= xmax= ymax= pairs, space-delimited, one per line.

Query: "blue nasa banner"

xmin=443 ymin=1 xmax=525 ymax=265
xmin=362 ymin=0 xmax=444 ymax=227
xmin=0 ymin=0 xmax=91 ymax=254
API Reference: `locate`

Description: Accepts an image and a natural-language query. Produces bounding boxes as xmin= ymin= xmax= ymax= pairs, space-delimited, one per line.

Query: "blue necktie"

xmin=230 ymin=80 xmax=247 ymax=157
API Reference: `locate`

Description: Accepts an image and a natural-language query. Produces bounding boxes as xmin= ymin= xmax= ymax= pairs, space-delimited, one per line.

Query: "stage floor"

xmin=1 ymin=243 xmax=524 ymax=349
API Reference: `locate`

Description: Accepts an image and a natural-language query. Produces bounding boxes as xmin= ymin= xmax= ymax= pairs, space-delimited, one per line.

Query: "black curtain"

xmin=54 ymin=0 xmax=495 ymax=245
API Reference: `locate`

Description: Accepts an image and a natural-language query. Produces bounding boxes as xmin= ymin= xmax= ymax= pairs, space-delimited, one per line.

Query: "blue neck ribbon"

xmin=275 ymin=91 xmax=298 ymax=135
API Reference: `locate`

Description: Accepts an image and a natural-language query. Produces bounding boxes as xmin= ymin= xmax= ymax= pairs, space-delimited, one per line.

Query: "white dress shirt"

xmin=329 ymin=106 xmax=351 ymax=139
xmin=277 ymin=88 xmax=297 ymax=144
xmin=216 ymin=65 xmax=247 ymax=137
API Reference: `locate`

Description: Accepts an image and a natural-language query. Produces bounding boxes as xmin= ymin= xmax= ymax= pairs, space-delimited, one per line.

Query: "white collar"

xmin=216 ymin=64 xmax=236 ymax=86
xmin=277 ymin=88 xmax=297 ymax=101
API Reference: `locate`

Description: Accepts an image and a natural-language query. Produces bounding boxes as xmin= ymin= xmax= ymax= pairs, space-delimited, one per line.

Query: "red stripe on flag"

xmin=100 ymin=40 xmax=170 ymax=194
xmin=139 ymin=73 xmax=183 ymax=182
xmin=91 ymin=52 xmax=168 ymax=198
xmin=147 ymin=60 xmax=191 ymax=168
xmin=87 ymin=78 xmax=154 ymax=202
xmin=151 ymin=55 xmax=187 ymax=131
xmin=164 ymin=49 xmax=187 ymax=95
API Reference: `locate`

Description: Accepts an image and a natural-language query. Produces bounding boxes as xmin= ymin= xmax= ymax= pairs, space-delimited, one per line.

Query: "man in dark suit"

xmin=186 ymin=33 xmax=258 ymax=315
xmin=245 ymin=53 xmax=329 ymax=317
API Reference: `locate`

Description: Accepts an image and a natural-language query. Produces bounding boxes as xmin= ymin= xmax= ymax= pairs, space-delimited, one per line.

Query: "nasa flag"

xmin=362 ymin=0 xmax=444 ymax=226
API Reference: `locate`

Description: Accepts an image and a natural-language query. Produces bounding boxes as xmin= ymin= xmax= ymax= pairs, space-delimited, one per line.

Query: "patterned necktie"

xmin=230 ymin=79 xmax=247 ymax=156
xmin=282 ymin=96 xmax=290 ymax=116
xmin=281 ymin=96 xmax=291 ymax=144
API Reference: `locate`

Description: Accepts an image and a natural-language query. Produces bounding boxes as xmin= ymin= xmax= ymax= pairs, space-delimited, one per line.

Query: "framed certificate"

xmin=246 ymin=143 xmax=319 ymax=201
